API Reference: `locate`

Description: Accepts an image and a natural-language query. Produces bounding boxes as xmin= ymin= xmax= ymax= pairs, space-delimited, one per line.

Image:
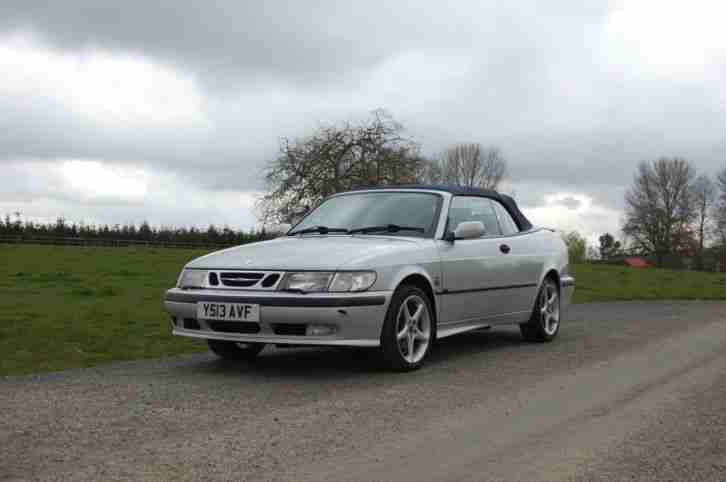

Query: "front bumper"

xmin=163 ymin=288 xmax=393 ymax=347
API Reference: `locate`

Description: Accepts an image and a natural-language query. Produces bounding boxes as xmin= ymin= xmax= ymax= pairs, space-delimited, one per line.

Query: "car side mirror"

xmin=453 ymin=221 xmax=485 ymax=240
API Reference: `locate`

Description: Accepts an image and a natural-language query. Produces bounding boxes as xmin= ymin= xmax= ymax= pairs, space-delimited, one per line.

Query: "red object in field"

xmin=624 ymin=257 xmax=650 ymax=268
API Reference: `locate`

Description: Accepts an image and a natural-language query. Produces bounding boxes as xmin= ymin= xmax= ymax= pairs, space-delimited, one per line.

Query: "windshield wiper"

xmin=288 ymin=225 xmax=349 ymax=236
xmin=347 ymin=224 xmax=425 ymax=235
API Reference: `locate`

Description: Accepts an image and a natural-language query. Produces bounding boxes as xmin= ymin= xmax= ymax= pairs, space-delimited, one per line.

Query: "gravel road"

xmin=2 ymin=301 xmax=726 ymax=481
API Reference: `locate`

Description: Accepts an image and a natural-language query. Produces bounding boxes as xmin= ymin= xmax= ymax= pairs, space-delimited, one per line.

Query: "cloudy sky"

xmin=1 ymin=1 xmax=725 ymax=242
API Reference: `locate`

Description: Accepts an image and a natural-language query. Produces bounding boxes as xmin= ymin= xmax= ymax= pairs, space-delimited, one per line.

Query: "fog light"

xmin=306 ymin=324 xmax=336 ymax=336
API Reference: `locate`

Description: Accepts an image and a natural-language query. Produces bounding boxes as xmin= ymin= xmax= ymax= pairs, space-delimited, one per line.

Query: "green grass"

xmin=1 ymin=245 xmax=725 ymax=376
xmin=572 ymin=263 xmax=726 ymax=303
xmin=0 ymin=245 xmax=208 ymax=376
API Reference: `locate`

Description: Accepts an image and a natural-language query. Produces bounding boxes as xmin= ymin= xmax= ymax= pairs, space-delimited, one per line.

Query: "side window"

xmin=492 ymin=201 xmax=520 ymax=235
xmin=447 ymin=197 xmax=502 ymax=237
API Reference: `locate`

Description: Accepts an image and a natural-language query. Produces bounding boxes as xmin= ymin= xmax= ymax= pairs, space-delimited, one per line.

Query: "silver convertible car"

xmin=164 ymin=185 xmax=574 ymax=371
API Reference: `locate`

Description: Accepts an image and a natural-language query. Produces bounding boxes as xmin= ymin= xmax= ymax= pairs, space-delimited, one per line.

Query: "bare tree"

xmin=623 ymin=157 xmax=696 ymax=267
xmin=448 ymin=144 xmax=507 ymax=189
xmin=257 ymin=110 xmax=422 ymax=224
xmin=420 ymin=143 xmax=507 ymax=190
xmin=691 ymin=174 xmax=716 ymax=268
xmin=479 ymin=147 xmax=508 ymax=190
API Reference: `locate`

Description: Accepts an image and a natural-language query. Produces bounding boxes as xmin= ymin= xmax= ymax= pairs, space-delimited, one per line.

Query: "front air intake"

xmin=208 ymin=322 xmax=261 ymax=334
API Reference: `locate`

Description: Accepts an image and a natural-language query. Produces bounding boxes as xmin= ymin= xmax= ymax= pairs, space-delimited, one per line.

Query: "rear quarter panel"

xmin=534 ymin=228 xmax=570 ymax=295
xmin=504 ymin=228 xmax=569 ymax=315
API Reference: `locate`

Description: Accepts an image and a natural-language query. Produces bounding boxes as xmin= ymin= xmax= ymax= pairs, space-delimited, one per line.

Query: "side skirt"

xmin=437 ymin=310 xmax=530 ymax=339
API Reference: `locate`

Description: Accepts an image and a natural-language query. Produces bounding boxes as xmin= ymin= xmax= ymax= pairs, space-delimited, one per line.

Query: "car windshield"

xmin=289 ymin=191 xmax=442 ymax=238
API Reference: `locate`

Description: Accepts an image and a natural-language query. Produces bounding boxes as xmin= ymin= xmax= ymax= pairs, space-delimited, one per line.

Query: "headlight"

xmin=279 ymin=272 xmax=334 ymax=292
xmin=178 ymin=269 xmax=208 ymax=289
xmin=278 ymin=271 xmax=377 ymax=293
xmin=329 ymin=271 xmax=377 ymax=292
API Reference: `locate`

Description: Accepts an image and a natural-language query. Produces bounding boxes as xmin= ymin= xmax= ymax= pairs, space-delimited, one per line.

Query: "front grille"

xmin=208 ymin=270 xmax=283 ymax=290
xmin=219 ymin=272 xmax=264 ymax=287
xmin=208 ymin=321 xmax=261 ymax=334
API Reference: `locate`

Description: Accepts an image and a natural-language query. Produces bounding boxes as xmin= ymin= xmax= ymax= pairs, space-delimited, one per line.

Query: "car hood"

xmin=186 ymin=235 xmax=424 ymax=271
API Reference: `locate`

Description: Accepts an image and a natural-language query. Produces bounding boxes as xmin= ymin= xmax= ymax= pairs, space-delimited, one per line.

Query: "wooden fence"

xmin=0 ymin=235 xmax=238 ymax=250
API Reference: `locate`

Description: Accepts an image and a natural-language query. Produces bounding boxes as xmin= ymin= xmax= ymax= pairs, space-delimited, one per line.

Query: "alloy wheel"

xmin=539 ymin=279 xmax=560 ymax=336
xmin=395 ymin=294 xmax=432 ymax=364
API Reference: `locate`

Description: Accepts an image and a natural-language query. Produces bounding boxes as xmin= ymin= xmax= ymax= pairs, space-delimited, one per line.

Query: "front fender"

xmin=376 ymin=264 xmax=441 ymax=321
xmin=385 ymin=265 xmax=438 ymax=293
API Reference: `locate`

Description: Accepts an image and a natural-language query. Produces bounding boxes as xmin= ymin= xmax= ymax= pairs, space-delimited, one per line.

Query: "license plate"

xmin=196 ymin=302 xmax=260 ymax=322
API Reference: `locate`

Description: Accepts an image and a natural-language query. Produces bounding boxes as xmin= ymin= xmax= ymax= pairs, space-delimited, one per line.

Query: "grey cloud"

xmin=0 ymin=1 xmax=609 ymax=88
xmin=0 ymin=88 xmax=276 ymax=191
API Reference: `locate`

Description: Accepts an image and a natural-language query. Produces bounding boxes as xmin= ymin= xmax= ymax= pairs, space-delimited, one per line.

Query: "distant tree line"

xmin=0 ymin=215 xmax=269 ymax=246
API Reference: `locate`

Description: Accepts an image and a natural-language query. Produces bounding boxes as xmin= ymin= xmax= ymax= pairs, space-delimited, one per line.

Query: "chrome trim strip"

xmin=173 ymin=328 xmax=380 ymax=347
xmin=439 ymin=283 xmax=537 ymax=295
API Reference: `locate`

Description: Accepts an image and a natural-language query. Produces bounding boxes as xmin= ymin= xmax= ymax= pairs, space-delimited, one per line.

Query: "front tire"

xmin=207 ymin=340 xmax=265 ymax=360
xmin=380 ymin=285 xmax=435 ymax=371
xmin=520 ymin=277 xmax=560 ymax=342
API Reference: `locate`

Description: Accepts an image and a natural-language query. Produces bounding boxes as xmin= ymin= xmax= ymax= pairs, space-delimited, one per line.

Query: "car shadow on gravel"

xmin=428 ymin=326 xmax=528 ymax=363
xmin=184 ymin=327 xmax=528 ymax=378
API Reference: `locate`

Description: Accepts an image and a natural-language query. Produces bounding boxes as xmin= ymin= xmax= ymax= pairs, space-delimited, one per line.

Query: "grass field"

xmin=2 ymin=244 xmax=726 ymax=376
xmin=572 ymin=263 xmax=726 ymax=303
xmin=0 ymin=245 xmax=207 ymax=376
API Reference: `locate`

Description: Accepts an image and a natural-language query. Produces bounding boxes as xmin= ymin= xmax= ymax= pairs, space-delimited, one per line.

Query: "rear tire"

xmin=520 ymin=277 xmax=560 ymax=342
xmin=207 ymin=340 xmax=265 ymax=360
xmin=380 ymin=285 xmax=435 ymax=371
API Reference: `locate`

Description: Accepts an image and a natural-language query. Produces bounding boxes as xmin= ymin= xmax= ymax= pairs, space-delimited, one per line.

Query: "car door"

xmin=490 ymin=199 xmax=542 ymax=313
xmin=436 ymin=196 xmax=513 ymax=324
xmin=439 ymin=196 xmax=531 ymax=324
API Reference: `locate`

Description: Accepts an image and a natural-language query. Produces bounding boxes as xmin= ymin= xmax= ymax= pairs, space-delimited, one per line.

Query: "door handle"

xmin=500 ymin=244 xmax=511 ymax=254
